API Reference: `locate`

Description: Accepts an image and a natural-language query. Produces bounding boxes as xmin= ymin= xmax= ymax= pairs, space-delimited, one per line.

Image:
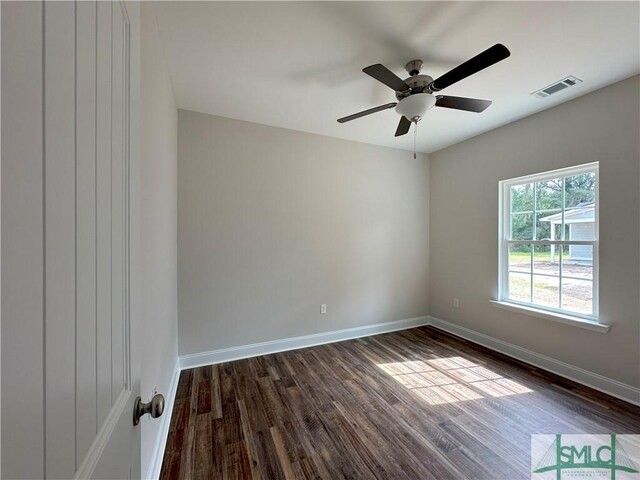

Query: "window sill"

xmin=489 ymin=300 xmax=610 ymax=333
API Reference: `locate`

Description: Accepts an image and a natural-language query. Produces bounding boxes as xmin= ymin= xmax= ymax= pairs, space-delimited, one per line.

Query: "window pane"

xmin=508 ymin=272 xmax=531 ymax=303
xmin=564 ymin=172 xmax=596 ymax=209
xmin=564 ymin=172 xmax=596 ymax=242
xmin=536 ymin=180 xmax=562 ymax=239
xmin=566 ymin=218 xmax=596 ymax=242
xmin=532 ymin=273 xmax=559 ymax=308
xmin=509 ymin=244 xmax=531 ymax=273
xmin=510 ymin=183 xmax=534 ymax=212
xmin=536 ymin=179 xmax=563 ymax=211
xmin=533 ymin=244 xmax=559 ymax=277
xmin=563 ymin=244 xmax=593 ymax=280
xmin=536 ymin=209 xmax=561 ymax=240
xmin=560 ymin=245 xmax=594 ymax=315
xmin=561 ymin=278 xmax=593 ymax=315
xmin=510 ymin=213 xmax=533 ymax=240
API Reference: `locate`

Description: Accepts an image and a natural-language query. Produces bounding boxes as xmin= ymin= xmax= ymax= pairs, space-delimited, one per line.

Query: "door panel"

xmin=96 ymin=0 xmax=114 ymax=431
xmin=1 ymin=2 xmax=46 ymax=478
xmin=44 ymin=1 xmax=77 ymax=477
xmin=75 ymin=0 xmax=98 ymax=467
xmin=111 ymin=1 xmax=126 ymax=405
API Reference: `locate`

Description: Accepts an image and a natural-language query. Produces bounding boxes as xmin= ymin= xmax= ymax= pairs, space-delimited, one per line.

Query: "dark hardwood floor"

xmin=160 ymin=326 xmax=640 ymax=479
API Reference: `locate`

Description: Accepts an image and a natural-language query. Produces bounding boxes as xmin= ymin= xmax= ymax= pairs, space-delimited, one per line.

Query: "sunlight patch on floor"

xmin=376 ymin=356 xmax=533 ymax=405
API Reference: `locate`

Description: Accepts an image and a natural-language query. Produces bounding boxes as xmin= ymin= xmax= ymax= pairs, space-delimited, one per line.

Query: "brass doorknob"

xmin=133 ymin=393 xmax=165 ymax=426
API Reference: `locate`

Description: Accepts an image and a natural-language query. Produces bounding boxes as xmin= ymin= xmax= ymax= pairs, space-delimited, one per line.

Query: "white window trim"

xmin=489 ymin=300 xmax=611 ymax=333
xmin=489 ymin=300 xmax=609 ymax=333
xmin=497 ymin=162 xmax=601 ymax=326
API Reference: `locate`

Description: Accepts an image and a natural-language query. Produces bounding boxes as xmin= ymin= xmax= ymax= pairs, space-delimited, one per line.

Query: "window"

xmin=498 ymin=163 xmax=598 ymax=322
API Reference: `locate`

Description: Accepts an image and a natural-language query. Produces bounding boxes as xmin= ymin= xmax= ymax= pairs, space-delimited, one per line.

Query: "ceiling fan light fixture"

xmin=337 ymin=44 xmax=510 ymax=136
xmin=395 ymin=93 xmax=436 ymax=122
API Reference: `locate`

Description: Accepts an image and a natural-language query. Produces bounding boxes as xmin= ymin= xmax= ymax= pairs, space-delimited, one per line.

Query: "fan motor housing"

xmin=396 ymin=74 xmax=433 ymax=101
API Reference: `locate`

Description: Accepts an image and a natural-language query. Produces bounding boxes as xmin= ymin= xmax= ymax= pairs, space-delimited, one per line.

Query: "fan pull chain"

xmin=413 ymin=121 xmax=417 ymax=159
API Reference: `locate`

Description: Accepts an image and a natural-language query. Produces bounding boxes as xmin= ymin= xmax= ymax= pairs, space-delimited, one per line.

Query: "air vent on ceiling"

xmin=531 ymin=76 xmax=583 ymax=98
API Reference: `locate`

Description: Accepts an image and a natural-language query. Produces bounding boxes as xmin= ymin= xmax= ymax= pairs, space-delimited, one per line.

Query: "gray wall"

xmin=429 ymin=75 xmax=640 ymax=387
xmin=178 ymin=110 xmax=430 ymax=355
xmin=140 ymin=3 xmax=178 ymax=477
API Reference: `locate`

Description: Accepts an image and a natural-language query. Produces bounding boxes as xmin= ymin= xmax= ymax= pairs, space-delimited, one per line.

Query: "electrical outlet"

xmin=453 ymin=298 xmax=460 ymax=308
xmin=320 ymin=304 xmax=327 ymax=314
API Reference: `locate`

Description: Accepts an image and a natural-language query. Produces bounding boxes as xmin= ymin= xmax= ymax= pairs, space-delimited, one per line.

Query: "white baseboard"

xmin=149 ymin=314 xmax=638 ymax=478
xmin=176 ymin=314 xmax=639 ymax=406
xmin=178 ymin=316 xmax=430 ymax=370
xmin=146 ymin=359 xmax=180 ymax=480
xmin=428 ymin=315 xmax=640 ymax=407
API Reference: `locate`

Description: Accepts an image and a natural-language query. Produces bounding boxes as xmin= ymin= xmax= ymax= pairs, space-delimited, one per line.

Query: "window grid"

xmin=499 ymin=163 xmax=599 ymax=322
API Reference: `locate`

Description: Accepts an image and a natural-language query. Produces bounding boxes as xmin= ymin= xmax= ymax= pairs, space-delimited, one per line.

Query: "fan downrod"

xmin=405 ymin=59 xmax=423 ymax=76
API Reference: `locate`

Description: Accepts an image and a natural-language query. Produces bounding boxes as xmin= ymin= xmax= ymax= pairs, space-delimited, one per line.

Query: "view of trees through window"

xmin=510 ymin=173 xmax=596 ymax=244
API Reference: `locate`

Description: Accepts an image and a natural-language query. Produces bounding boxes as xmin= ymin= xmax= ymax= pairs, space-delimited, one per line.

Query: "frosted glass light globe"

xmin=395 ymin=93 xmax=436 ymax=121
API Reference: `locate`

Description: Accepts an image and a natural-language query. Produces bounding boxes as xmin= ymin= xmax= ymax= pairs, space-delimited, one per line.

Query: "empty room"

xmin=2 ymin=1 xmax=639 ymax=479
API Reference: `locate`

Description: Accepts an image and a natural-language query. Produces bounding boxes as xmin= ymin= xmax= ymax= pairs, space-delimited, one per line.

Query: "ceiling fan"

xmin=337 ymin=44 xmax=511 ymax=137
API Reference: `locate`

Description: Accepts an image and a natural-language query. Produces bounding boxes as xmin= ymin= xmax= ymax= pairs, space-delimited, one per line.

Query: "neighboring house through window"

xmin=498 ymin=163 xmax=599 ymax=321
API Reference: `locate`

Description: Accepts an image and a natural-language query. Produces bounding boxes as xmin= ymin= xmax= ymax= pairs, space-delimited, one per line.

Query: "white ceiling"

xmin=154 ymin=1 xmax=640 ymax=153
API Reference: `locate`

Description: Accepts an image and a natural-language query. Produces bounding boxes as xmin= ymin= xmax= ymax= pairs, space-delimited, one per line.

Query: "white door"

xmin=2 ymin=1 xmax=142 ymax=478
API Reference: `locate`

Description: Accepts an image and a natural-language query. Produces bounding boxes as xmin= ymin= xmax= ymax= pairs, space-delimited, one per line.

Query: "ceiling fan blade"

xmin=395 ymin=116 xmax=412 ymax=137
xmin=435 ymin=95 xmax=492 ymax=113
xmin=430 ymin=44 xmax=510 ymax=92
xmin=337 ymin=103 xmax=397 ymax=123
xmin=363 ymin=64 xmax=411 ymax=92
